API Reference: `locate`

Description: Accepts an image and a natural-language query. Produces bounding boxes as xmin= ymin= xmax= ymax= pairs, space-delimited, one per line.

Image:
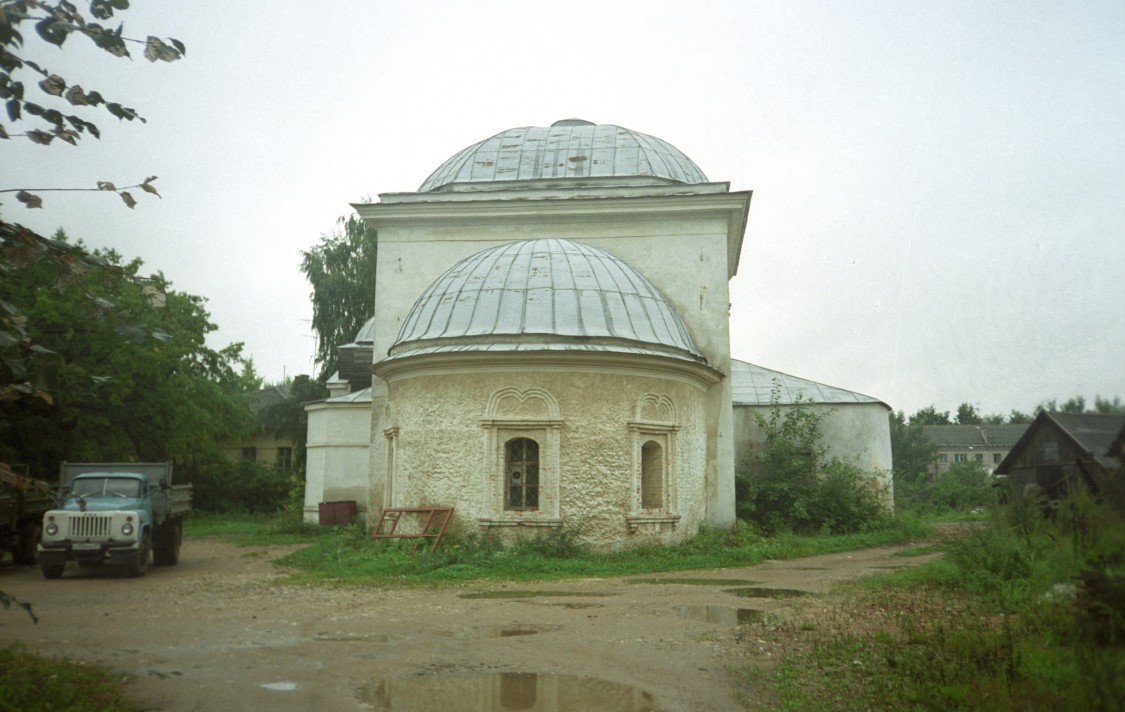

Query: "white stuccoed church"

xmin=303 ymin=119 xmax=892 ymax=549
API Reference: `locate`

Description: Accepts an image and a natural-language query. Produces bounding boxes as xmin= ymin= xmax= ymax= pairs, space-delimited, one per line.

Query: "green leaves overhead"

xmin=14 ymin=190 xmax=41 ymax=208
xmin=0 ymin=0 xmax=182 ymax=151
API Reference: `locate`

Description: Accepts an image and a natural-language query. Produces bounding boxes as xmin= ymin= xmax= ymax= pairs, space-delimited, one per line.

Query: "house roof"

xmin=1047 ymin=412 xmax=1125 ymax=470
xmin=730 ymin=360 xmax=887 ymax=408
xmin=248 ymin=384 xmax=290 ymax=413
xmin=996 ymin=411 xmax=1125 ymax=473
xmin=921 ymin=424 xmax=1028 ymax=449
xmin=419 ymin=119 xmax=708 ymax=192
xmin=386 ymin=239 xmax=704 ymax=365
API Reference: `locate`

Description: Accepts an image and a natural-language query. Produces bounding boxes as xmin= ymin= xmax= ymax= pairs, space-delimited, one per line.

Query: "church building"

xmin=303 ymin=119 xmax=892 ymax=549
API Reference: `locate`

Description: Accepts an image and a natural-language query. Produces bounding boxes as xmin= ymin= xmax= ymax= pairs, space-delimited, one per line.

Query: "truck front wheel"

xmin=128 ymin=532 xmax=151 ymax=577
xmin=40 ymin=561 xmax=64 ymax=579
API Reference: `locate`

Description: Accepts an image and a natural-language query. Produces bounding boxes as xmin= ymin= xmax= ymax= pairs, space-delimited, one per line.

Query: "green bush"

xmin=737 ymin=384 xmax=889 ymax=535
xmin=896 ymin=460 xmax=1000 ymax=514
xmin=185 ymin=458 xmax=291 ymax=513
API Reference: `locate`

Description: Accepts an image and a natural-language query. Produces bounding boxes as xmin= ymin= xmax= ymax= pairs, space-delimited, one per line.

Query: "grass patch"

xmin=186 ymin=513 xmax=931 ymax=588
xmin=754 ymin=490 xmax=1125 ymax=711
xmin=185 ymin=511 xmax=332 ymax=546
xmin=0 ymin=644 xmax=131 ymax=712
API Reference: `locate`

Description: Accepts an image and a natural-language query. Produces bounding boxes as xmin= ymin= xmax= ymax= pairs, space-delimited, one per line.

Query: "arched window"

xmin=641 ymin=440 xmax=664 ymax=509
xmin=505 ymin=438 xmax=539 ymax=510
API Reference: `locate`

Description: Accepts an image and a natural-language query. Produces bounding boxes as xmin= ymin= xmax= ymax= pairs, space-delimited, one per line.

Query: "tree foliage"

xmin=955 ymin=402 xmax=983 ymax=425
xmin=1 ymin=0 xmax=183 ymax=209
xmin=736 ymin=384 xmax=888 ymax=535
xmin=908 ymin=405 xmax=951 ymax=426
xmin=258 ymin=374 xmax=328 ymax=477
xmin=301 ymin=213 xmax=377 ymax=381
xmin=895 ymin=460 xmax=998 ymax=514
xmin=0 ymin=234 xmax=258 ymax=480
xmin=888 ymin=410 xmax=935 ymax=484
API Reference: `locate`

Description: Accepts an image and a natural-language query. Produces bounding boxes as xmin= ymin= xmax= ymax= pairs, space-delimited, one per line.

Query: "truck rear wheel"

xmin=154 ymin=520 xmax=182 ymax=566
xmin=128 ymin=531 xmax=151 ymax=577
xmin=13 ymin=523 xmax=40 ymax=566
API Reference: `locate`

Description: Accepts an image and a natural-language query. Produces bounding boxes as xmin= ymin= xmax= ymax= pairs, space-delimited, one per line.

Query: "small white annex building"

xmin=303 ymin=120 xmax=892 ymax=548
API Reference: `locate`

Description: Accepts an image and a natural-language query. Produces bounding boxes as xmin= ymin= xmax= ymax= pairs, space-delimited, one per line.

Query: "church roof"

xmin=730 ymin=360 xmax=888 ymax=408
xmin=418 ymin=119 xmax=708 ymax=192
xmin=386 ymin=239 xmax=704 ymax=364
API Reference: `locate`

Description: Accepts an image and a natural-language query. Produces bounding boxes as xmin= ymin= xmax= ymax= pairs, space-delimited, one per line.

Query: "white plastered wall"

xmin=303 ymin=398 xmax=373 ymax=523
xmin=358 ymin=187 xmax=749 ymax=531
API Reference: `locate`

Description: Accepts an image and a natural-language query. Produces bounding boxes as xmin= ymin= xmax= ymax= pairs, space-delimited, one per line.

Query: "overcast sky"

xmin=6 ymin=1 xmax=1123 ymax=417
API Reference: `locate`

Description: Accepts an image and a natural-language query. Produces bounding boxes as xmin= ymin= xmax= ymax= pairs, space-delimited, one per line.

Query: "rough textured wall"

xmin=733 ymin=403 xmax=894 ymax=507
xmin=386 ymin=365 xmax=710 ymax=549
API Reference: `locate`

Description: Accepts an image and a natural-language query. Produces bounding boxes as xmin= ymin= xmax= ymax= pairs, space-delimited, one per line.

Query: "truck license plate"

xmin=72 ymin=543 xmax=101 ymax=551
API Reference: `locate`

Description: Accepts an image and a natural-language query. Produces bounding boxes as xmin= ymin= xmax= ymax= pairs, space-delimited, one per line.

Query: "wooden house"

xmin=994 ymin=411 xmax=1125 ymax=503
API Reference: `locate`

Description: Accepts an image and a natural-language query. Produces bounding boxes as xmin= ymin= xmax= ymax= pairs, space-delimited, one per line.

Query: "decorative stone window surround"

xmin=478 ymin=387 xmax=563 ymax=531
xmin=626 ymin=394 xmax=681 ymax=532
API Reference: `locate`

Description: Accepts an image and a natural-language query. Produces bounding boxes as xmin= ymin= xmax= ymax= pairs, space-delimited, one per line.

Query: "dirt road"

xmin=0 ymin=536 xmax=939 ymax=711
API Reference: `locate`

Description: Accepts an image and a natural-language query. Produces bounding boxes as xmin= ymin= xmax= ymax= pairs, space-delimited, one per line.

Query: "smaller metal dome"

xmin=387 ymin=239 xmax=703 ymax=363
xmin=353 ymin=317 xmax=375 ymax=344
xmin=419 ymin=120 xmax=707 ymax=192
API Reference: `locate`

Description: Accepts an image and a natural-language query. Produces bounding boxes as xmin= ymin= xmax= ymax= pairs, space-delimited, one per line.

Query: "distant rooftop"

xmin=922 ymin=424 xmax=1028 ymax=449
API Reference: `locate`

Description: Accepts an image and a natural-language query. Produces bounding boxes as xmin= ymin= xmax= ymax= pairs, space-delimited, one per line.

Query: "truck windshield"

xmin=70 ymin=477 xmax=142 ymax=498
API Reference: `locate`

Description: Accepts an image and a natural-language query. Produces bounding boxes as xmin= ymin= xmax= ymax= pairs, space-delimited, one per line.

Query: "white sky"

xmin=5 ymin=1 xmax=1123 ymax=417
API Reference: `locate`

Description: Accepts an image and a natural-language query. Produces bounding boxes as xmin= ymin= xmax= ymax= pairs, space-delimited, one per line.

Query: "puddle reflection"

xmin=446 ymin=623 xmax=562 ymax=639
xmin=677 ymin=605 xmax=764 ymax=625
xmin=359 ymin=672 xmax=661 ymax=711
xmin=725 ymin=587 xmax=809 ymax=599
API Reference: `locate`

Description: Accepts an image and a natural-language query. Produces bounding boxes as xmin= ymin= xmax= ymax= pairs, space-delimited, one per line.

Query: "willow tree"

xmin=301 ymin=213 xmax=377 ymax=381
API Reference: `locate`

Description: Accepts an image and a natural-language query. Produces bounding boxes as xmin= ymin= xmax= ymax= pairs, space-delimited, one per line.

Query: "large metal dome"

xmin=418 ymin=119 xmax=708 ymax=192
xmin=387 ymin=239 xmax=704 ymax=363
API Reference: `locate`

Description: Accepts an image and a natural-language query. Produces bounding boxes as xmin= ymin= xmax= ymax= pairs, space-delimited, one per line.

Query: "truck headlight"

xmin=45 ymin=523 xmax=58 ymax=536
xmin=121 ymin=523 xmax=134 ymax=536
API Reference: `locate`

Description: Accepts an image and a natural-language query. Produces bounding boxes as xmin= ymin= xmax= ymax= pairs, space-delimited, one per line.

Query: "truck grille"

xmin=68 ymin=516 xmax=112 ymax=539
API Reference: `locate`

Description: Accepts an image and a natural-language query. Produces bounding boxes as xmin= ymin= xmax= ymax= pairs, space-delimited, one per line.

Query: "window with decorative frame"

xmin=627 ymin=394 xmax=680 ymax=531
xmin=478 ymin=388 xmax=562 ymax=530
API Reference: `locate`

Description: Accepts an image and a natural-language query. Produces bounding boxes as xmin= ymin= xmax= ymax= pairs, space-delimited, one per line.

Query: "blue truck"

xmin=38 ymin=462 xmax=192 ymax=579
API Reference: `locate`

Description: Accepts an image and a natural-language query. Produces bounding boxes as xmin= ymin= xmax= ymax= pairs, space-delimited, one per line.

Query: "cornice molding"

xmin=374 ymin=350 xmax=723 ymax=389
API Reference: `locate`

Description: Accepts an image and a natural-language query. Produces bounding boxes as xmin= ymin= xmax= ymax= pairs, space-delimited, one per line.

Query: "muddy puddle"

xmin=677 ymin=605 xmax=765 ymax=625
xmin=445 ymin=623 xmax=562 ymax=639
xmin=358 ymin=672 xmax=661 ymax=711
xmin=725 ymin=587 xmax=810 ymax=599
xmin=626 ymin=577 xmax=760 ymax=586
xmin=459 ymin=590 xmax=617 ymax=600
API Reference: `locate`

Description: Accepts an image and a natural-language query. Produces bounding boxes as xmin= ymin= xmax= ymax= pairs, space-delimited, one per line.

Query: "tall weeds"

xmin=759 ymin=486 xmax=1125 ymax=711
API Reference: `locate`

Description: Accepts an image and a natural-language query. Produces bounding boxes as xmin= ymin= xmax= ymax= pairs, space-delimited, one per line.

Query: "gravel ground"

xmin=0 ymin=536 xmax=941 ymax=711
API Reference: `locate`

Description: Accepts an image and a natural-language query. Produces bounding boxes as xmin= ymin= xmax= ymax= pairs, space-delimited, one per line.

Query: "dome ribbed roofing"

xmin=387 ymin=239 xmax=703 ymax=363
xmin=418 ymin=119 xmax=707 ymax=192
